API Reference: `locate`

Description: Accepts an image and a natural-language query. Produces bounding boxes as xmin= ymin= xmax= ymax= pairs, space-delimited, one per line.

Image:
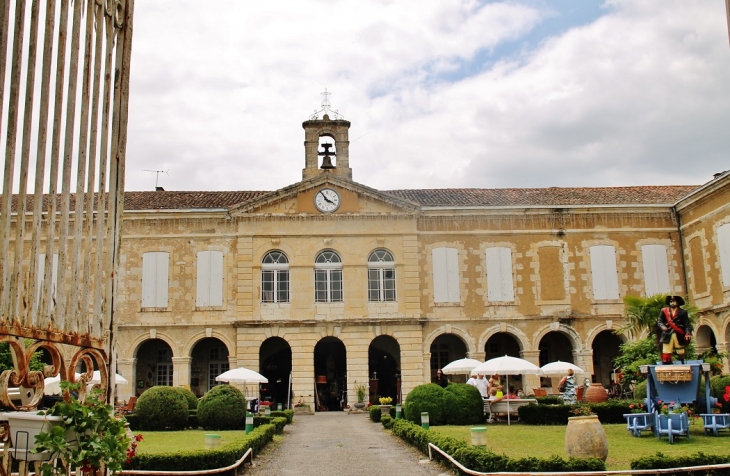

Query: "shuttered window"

xmin=719 ymin=224 xmax=730 ymax=288
xmin=142 ymin=252 xmax=169 ymax=308
xmin=641 ymin=244 xmax=671 ymax=296
xmin=486 ymin=247 xmax=515 ymax=302
xmin=197 ymin=250 xmax=224 ymax=307
xmin=432 ymin=247 xmax=460 ymax=303
xmin=589 ymin=245 xmax=619 ymax=300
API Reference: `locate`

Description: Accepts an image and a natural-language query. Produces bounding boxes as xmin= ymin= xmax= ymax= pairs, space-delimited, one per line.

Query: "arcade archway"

xmin=260 ymin=337 xmax=292 ymax=409
xmin=591 ymin=330 xmax=622 ymax=386
xmin=430 ymin=334 xmax=467 ymax=383
xmin=369 ymin=335 xmax=401 ymax=404
xmin=313 ymin=337 xmax=346 ymax=411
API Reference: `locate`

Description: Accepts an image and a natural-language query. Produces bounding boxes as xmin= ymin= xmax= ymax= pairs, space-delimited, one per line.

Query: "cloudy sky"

xmin=125 ymin=0 xmax=730 ymax=193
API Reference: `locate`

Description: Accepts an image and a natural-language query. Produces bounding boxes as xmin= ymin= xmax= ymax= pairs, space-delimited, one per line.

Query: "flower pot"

xmin=5 ymin=411 xmax=63 ymax=461
xmin=565 ymin=415 xmax=608 ymax=461
xmin=380 ymin=404 xmax=391 ymax=416
xmin=354 ymin=402 xmax=365 ymax=409
xmin=584 ymin=384 xmax=608 ymax=403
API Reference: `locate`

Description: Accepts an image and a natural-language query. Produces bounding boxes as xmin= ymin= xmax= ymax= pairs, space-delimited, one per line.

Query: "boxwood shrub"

xmin=198 ymin=384 xmax=247 ymax=430
xmin=631 ymin=451 xmax=730 ymax=473
xmin=134 ymin=386 xmax=189 ymax=431
xmin=173 ymin=386 xmax=200 ymax=411
xmin=271 ymin=409 xmax=294 ymax=424
xmin=443 ymin=384 xmax=485 ymax=425
xmin=369 ymin=405 xmax=382 ymax=422
xmin=404 ymin=383 xmax=446 ymax=425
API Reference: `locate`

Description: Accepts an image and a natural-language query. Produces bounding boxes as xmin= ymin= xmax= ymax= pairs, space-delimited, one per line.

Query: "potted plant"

xmin=354 ymin=383 xmax=367 ymax=409
xmin=378 ymin=396 xmax=393 ymax=415
xmin=32 ymin=384 xmax=136 ymax=476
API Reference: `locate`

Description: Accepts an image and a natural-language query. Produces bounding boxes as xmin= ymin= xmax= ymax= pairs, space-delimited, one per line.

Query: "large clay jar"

xmin=584 ymin=383 xmax=608 ymax=403
xmin=565 ymin=415 xmax=609 ymax=461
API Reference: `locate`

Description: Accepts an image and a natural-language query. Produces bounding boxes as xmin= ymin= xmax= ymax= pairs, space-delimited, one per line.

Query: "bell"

xmin=320 ymin=155 xmax=335 ymax=169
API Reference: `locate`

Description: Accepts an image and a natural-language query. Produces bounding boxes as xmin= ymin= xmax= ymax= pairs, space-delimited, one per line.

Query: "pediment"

xmin=228 ymin=175 xmax=420 ymax=216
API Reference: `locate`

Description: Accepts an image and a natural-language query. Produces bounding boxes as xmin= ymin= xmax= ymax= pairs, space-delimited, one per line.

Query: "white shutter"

xmin=432 ymin=248 xmax=448 ymax=302
xmin=486 ymin=247 xmax=514 ymax=302
xmin=719 ymin=224 xmax=730 ymax=288
xmin=142 ymin=253 xmax=156 ymax=307
xmin=197 ymin=251 xmax=211 ymax=306
xmin=156 ymin=252 xmax=169 ymax=307
xmin=209 ymin=251 xmax=224 ymax=306
xmin=642 ymin=244 xmax=670 ymax=296
xmin=142 ymin=252 xmax=169 ymax=307
xmin=445 ymin=247 xmax=460 ymax=302
xmin=590 ymin=245 xmax=619 ymax=300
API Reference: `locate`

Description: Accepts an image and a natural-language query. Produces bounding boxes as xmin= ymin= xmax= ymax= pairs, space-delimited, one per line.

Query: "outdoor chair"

xmin=118 ymin=396 xmax=137 ymax=414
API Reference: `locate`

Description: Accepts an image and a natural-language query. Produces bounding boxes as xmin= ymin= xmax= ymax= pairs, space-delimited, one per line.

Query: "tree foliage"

xmin=0 ymin=341 xmax=47 ymax=374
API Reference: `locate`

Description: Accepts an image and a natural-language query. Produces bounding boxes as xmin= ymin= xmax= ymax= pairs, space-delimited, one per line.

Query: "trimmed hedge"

xmin=369 ymin=405 xmax=382 ymax=422
xmin=198 ymin=384 xmax=248 ymax=430
xmin=443 ymin=384 xmax=485 ymax=425
xmin=134 ymin=386 xmax=189 ymax=431
xmin=631 ymin=451 xmax=730 ymax=474
xmin=173 ymin=387 xmax=200 ymax=411
xmin=124 ymin=419 xmax=286 ymax=471
xmin=389 ymin=419 xmax=605 ymax=473
xmin=271 ymin=409 xmax=294 ymax=424
xmin=404 ymin=384 xmax=446 ymax=425
xmin=519 ymin=401 xmax=635 ymax=425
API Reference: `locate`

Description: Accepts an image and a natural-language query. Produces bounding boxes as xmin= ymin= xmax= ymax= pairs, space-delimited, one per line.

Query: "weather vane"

xmin=309 ymin=88 xmax=344 ymax=120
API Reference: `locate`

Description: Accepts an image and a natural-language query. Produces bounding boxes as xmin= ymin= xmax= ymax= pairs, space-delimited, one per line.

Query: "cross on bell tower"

xmin=302 ymin=89 xmax=352 ymax=180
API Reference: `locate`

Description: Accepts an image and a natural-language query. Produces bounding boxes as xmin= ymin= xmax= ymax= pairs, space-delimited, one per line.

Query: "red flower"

xmin=629 ymin=404 xmax=635 ymax=409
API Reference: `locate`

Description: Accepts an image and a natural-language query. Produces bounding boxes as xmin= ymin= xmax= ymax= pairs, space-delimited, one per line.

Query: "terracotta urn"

xmin=584 ymin=383 xmax=608 ymax=403
xmin=565 ymin=415 xmax=608 ymax=461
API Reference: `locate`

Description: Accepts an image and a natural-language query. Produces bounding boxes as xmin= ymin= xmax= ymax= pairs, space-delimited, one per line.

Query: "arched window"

xmin=314 ymin=250 xmax=343 ymax=302
xmin=368 ymin=249 xmax=395 ymax=302
xmin=262 ymin=251 xmax=289 ymax=303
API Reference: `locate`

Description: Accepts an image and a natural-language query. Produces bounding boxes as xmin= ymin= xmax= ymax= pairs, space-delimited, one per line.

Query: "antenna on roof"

xmin=143 ymin=169 xmax=169 ymax=191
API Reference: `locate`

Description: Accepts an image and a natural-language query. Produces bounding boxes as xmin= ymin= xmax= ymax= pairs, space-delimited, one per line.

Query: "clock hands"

xmin=322 ymin=193 xmax=335 ymax=204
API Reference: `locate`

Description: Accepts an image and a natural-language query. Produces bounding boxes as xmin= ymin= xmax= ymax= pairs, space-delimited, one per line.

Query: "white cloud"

xmin=125 ymin=0 xmax=730 ymax=192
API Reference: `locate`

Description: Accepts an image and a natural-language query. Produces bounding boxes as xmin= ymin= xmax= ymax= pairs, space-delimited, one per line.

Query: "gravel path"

xmin=242 ymin=412 xmax=456 ymax=476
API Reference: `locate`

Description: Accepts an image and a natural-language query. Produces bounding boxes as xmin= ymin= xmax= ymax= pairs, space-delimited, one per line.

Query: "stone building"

xmin=112 ymin=113 xmax=730 ymax=410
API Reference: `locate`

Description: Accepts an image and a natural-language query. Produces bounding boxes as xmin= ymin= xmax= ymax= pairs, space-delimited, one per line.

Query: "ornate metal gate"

xmin=0 ymin=0 xmax=134 ymax=409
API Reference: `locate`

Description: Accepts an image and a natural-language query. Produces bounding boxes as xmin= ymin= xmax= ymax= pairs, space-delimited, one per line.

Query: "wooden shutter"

xmin=433 ymin=247 xmax=460 ymax=303
xmin=590 ymin=245 xmax=619 ymax=300
xmin=719 ymin=224 xmax=730 ymax=288
xmin=209 ymin=251 xmax=224 ymax=306
xmin=641 ymin=244 xmax=670 ymax=296
xmin=196 ymin=251 xmax=211 ymax=306
xmin=486 ymin=247 xmax=514 ymax=302
xmin=142 ymin=252 xmax=169 ymax=307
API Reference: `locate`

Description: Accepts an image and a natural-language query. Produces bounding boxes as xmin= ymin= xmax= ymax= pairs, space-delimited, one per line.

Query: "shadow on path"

xmin=243 ymin=412 xmax=455 ymax=476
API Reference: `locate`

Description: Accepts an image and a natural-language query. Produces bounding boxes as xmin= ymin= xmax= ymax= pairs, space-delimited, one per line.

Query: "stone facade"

xmin=109 ymin=116 xmax=730 ymax=410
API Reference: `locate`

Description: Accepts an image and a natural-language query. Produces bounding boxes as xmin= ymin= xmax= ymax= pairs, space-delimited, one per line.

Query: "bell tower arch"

xmin=302 ymin=90 xmax=352 ymax=180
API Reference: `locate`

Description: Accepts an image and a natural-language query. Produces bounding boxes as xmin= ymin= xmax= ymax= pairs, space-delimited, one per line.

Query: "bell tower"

xmin=302 ymin=90 xmax=352 ymax=180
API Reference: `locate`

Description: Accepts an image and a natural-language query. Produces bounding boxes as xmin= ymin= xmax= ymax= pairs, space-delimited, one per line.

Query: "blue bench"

xmin=623 ymin=412 xmax=655 ymax=437
xmin=700 ymin=413 xmax=730 ymax=436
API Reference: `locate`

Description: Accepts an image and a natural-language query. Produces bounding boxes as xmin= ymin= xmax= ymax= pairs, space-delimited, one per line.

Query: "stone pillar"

xmin=520 ymin=350 xmax=542 ymax=394
xmin=117 ymin=358 xmax=136 ymax=402
xmin=172 ymin=357 xmax=192 ymax=388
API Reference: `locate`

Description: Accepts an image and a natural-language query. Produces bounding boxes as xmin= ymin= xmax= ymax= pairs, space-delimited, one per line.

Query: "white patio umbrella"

xmin=215 ymin=367 xmax=268 ymax=384
xmin=43 ymin=373 xmax=82 ymax=395
xmin=471 ymin=355 xmax=542 ymax=425
xmin=90 ymin=371 xmax=129 ymax=385
xmin=442 ymin=358 xmax=483 ymax=375
xmin=539 ymin=361 xmax=584 ymax=376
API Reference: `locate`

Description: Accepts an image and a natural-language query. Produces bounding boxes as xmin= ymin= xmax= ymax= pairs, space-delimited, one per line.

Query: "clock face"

xmin=314 ymin=188 xmax=340 ymax=213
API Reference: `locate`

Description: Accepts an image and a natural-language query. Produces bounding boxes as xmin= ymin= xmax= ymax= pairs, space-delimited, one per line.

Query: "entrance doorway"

xmin=368 ymin=335 xmax=401 ymax=404
xmin=313 ymin=337 xmax=347 ymax=411
xmin=260 ymin=337 xmax=292 ymax=409
xmin=430 ymin=334 xmax=467 ymax=383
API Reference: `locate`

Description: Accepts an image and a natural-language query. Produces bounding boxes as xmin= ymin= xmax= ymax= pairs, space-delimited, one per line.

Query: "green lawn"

xmin=430 ymin=420 xmax=730 ymax=470
xmin=134 ymin=430 xmax=250 ymax=454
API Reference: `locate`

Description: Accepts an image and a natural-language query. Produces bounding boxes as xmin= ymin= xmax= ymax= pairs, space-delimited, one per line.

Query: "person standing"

xmin=559 ymin=369 xmax=577 ymax=405
xmin=434 ymin=369 xmax=449 ymax=388
xmin=658 ymin=295 xmax=693 ymax=364
xmin=475 ymin=373 xmax=489 ymax=399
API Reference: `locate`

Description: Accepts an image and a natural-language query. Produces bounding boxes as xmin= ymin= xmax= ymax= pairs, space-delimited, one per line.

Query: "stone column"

xmin=117 ymin=358 xmax=136 ymax=402
xmin=520 ymin=350 xmax=542 ymax=394
xmin=172 ymin=357 xmax=192 ymax=388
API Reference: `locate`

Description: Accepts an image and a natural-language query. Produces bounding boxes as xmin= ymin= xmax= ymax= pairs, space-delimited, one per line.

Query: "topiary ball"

xmin=134 ymin=386 xmax=189 ymax=431
xmin=442 ymin=383 xmax=484 ymax=425
xmin=198 ymin=384 xmax=248 ymax=430
xmin=172 ymin=386 xmax=199 ymax=411
xmin=404 ymin=383 xmax=446 ymax=425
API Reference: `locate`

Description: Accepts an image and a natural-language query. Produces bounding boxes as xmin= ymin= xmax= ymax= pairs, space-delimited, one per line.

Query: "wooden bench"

xmin=485 ymin=398 xmax=537 ymax=421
